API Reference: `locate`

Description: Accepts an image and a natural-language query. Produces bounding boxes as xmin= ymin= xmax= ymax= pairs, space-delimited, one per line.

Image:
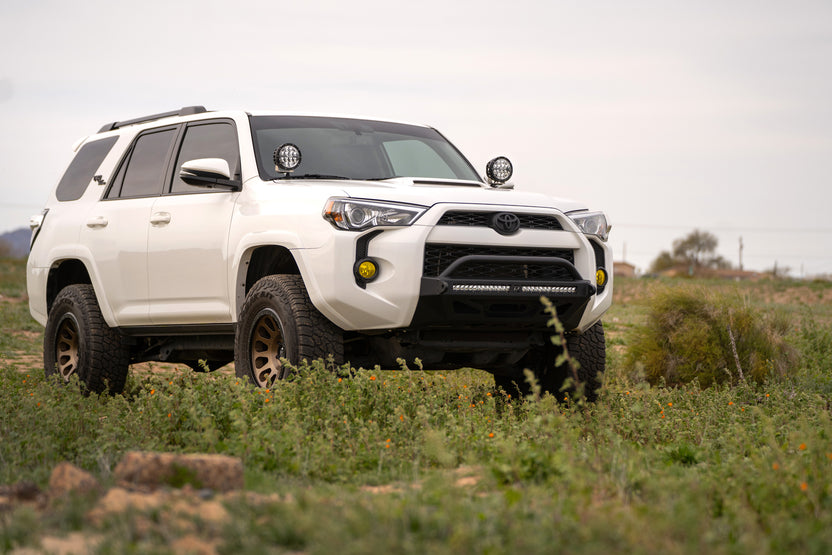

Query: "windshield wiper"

xmin=279 ymin=174 xmax=352 ymax=180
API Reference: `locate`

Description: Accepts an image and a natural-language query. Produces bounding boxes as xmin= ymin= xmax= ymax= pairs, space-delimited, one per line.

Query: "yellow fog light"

xmin=356 ymin=259 xmax=378 ymax=281
xmin=596 ymin=268 xmax=608 ymax=287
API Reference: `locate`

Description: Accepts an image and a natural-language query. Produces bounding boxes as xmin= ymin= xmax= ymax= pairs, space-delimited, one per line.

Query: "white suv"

xmin=27 ymin=106 xmax=612 ymax=398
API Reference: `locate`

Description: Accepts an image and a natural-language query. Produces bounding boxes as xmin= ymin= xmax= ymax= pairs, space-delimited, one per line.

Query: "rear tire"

xmin=43 ymin=284 xmax=129 ymax=394
xmin=234 ymin=275 xmax=343 ymax=387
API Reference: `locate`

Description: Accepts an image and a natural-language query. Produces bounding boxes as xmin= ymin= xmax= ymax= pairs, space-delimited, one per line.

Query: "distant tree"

xmin=711 ymin=255 xmax=733 ymax=270
xmin=649 ymin=250 xmax=676 ymax=273
xmin=672 ymin=229 xmax=718 ymax=268
xmin=650 ymin=229 xmax=732 ymax=273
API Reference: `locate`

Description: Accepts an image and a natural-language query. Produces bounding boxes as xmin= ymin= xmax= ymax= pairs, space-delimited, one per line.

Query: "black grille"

xmin=423 ymin=244 xmax=575 ymax=279
xmin=437 ymin=211 xmax=563 ymax=231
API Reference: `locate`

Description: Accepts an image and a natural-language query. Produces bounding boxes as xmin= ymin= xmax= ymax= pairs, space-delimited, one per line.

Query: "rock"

xmin=86 ymin=487 xmax=168 ymax=526
xmin=113 ymin=452 xmax=244 ymax=492
xmin=0 ymin=480 xmax=45 ymax=511
xmin=86 ymin=486 xmax=230 ymax=531
xmin=37 ymin=532 xmax=103 ymax=554
xmin=172 ymin=535 xmax=219 ymax=555
xmin=49 ymin=462 xmax=100 ymax=498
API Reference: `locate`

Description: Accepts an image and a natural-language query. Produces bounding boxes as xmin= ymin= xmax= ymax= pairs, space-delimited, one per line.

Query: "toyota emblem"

xmin=492 ymin=212 xmax=521 ymax=235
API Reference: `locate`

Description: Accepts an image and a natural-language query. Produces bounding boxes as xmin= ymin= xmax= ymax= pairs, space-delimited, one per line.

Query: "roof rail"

xmin=97 ymin=106 xmax=208 ymax=133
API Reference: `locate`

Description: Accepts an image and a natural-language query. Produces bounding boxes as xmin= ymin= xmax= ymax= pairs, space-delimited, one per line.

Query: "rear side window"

xmin=55 ymin=136 xmax=118 ymax=201
xmin=109 ymin=128 xmax=178 ymax=199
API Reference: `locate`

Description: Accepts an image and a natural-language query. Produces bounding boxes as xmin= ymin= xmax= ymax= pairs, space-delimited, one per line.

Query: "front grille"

xmin=437 ymin=211 xmax=564 ymax=231
xmin=423 ymin=244 xmax=575 ymax=280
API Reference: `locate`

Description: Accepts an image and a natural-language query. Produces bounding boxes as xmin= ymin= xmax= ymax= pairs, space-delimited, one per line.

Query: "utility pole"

xmin=738 ymin=236 xmax=743 ymax=271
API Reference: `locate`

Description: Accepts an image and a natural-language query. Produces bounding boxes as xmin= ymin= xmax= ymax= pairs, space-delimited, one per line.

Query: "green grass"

xmin=0 ymin=257 xmax=28 ymax=299
xmin=2 ymin=265 xmax=831 ymax=553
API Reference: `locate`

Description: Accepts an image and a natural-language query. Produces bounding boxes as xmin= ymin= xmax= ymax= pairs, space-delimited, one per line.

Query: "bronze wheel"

xmin=55 ymin=314 xmax=80 ymax=380
xmin=235 ymin=275 xmax=343 ymax=387
xmin=44 ymin=284 xmax=129 ymax=394
xmin=250 ymin=308 xmax=287 ymax=387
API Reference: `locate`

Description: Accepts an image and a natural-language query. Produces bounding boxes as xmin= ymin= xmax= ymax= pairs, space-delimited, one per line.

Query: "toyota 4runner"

xmin=27 ymin=106 xmax=612 ymax=399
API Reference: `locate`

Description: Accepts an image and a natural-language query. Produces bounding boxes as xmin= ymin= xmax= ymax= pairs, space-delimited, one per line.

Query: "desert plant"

xmin=624 ymin=285 xmax=797 ymax=387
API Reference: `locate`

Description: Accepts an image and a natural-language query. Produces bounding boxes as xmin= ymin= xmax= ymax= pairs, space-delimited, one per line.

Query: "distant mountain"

xmin=0 ymin=228 xmax=30 ymax=258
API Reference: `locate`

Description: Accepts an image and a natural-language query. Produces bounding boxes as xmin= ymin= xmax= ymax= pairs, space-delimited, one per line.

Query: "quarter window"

xmin=56 ymin=136 xmax=118 ymax=201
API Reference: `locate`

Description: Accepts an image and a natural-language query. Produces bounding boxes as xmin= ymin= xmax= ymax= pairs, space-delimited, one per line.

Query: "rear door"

xmin=146 ymin=120 xmax=241 ymax=324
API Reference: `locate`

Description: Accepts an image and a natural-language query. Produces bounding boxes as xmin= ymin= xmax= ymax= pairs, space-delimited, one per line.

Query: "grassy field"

xmin=1 ymin=258 xmax=831 ymax=553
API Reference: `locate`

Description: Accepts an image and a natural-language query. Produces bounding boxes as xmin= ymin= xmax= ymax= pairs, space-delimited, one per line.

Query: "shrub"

xmin=624 ymin=285 xmax=797 ymax=387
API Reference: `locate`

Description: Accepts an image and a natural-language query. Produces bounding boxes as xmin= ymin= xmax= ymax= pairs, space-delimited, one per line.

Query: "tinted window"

xmin=56 ymin=136 xmax=118 ymax=201
xmin=170 ymin=122 xmax=239 ymax=193
xmin=250 ymin=116 xmax=481 ymax=182
xmin=383 ymin=140 xmax=457 ymax=179
xmin=116 ymin=128 xmax=177 ymax=198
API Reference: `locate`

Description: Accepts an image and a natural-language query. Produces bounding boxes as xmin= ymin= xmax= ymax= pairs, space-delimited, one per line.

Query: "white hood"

xmin=317 ymin=177 xmax=589 ymax=213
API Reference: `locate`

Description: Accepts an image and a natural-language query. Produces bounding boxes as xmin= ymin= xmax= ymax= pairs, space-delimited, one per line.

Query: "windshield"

xmin=250 ymin=116 xmax=482 ymax=182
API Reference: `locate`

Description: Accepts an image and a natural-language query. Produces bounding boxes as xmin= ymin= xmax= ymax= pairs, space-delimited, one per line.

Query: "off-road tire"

xmin=43 ymin=284 xmax=129 ymax=394
xmin=497 ymin=321 xmax=605 ymax=402
xmin=234 ymin=275 xmax=343 ymax=387
xmin=556 ymin=321 xmax=605 ymax=402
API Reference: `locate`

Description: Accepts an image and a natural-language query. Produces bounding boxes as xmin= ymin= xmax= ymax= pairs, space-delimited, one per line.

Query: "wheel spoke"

xmin=55 ymin=317 xmax=79 ymax=380
xmin=250 ymin=312 xmax=285 ymax=387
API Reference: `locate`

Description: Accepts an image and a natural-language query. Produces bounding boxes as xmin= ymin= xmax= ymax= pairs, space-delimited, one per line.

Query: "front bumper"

xmin=296 ymin=203 xmax=613 ymax=333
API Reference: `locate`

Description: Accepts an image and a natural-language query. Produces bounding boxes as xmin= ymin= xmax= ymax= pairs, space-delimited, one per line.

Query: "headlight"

xmin=568 ymin=211 xmax=610 ymax=242
xmin=323 ymin=198 xmax=428 ymax=231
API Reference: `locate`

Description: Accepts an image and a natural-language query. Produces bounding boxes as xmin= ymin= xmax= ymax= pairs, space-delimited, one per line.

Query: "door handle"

xmin=150 ymin=212 xmax=171 ymax=225
xmin=86 ymin=216 xmax=108 ymax=228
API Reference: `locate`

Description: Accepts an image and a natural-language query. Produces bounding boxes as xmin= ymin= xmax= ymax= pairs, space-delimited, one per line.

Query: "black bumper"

xmin=412 ymin=270 xmax=595 ymax=331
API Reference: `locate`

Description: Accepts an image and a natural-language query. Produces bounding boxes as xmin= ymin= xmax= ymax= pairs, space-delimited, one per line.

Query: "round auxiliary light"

xmin=356 ymin=259 xmax=379 ymax=281
xmin=274 ymin=143 xmax=302 ymax=173
xmin=596 ymin=268 xmax=608 ymax=288
xmin=486 ymin=156 xmax=513 ymax=185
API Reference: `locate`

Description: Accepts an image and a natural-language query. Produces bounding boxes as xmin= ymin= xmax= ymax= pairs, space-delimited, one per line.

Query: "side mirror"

xmin=179 ymin=158 xmax=240 ymax=190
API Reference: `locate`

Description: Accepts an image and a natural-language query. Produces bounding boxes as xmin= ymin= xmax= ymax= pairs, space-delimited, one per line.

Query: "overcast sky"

xmin=2 ymin=0 xmax=831 ymax=275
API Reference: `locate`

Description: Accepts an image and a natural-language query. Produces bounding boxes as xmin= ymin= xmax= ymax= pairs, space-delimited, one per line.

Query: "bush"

xmin=625 ymin=285 xmax=797 ymax=387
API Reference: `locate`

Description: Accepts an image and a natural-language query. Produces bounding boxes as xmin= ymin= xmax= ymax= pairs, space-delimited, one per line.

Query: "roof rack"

xmin=97 ymin=106 xmax=208 ymax=133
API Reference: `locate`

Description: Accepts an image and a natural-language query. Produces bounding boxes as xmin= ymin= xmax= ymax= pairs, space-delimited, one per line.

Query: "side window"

xmin=114 ymin=128 xmax=177 ymax=199
xmin=56 ymin=136 xmax=118 ymax=201
xmin=170 ymin=122 xmax=239 ymax=193
xmin=382 ymin=140 xmax=456 ymax=179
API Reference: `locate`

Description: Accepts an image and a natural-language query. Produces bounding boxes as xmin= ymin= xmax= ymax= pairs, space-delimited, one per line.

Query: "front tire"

xmin=43 ymin=284 xmax=129 ymax=394
xmin=234 ymin=275 xmax=343 ymax=387
xmin=563 ymin=320 xmax=605 ymax=402
xmin=495 ymin=321 xmax=605 ymax=402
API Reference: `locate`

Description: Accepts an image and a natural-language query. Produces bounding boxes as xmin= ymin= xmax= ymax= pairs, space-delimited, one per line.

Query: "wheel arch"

xmin=234 ymin=244 xmax=301 ymax=320
xmin=46 ymin=259 xmax=93 ymax=313
xmin=46 ymin=257 xmax=119 ymax=327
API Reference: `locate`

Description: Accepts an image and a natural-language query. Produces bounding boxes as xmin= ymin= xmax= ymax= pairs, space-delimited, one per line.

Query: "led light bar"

xmin=452 ymin=284 xmax=511 ymax=292
xmin=521 ymin=285 xmax=577 ymax=294
xmin=449 ymin=284 xmax=579 ymax=294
